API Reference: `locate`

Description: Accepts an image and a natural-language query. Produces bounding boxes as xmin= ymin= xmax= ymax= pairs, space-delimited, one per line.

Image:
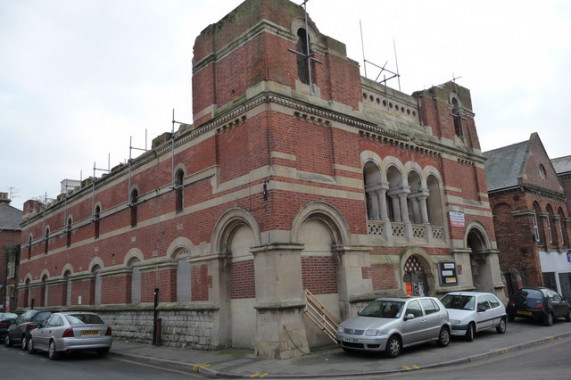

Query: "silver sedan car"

xmin=28 ymin=312 xmax=112 ymax=360
xmin=441 ymin=291 xmax=507 ymax=341
xmin=336 ymin=297 xmax=451 ymax=358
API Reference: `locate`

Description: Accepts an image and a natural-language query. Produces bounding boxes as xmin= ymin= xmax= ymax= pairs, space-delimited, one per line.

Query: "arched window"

xmin=363 ymin=161 xmax=383 ymax=220
xmin=44 ymin=227 xmax=50 ymax=254
xmin=176 ymin=254 xmax=191 ymax=302
xmin=407 ymin=171 xmax=423 ymax=224
xmin=532 ymin=202 xmax=544 ymax=243
xmin=66 ymin=217 xmax=72 ymax=247
xmin=296 ymin=28 xmax=312 ymax=85
xmin=175 ymin=169 xmax=184 ymax=213
xmin=452 ymin=97 xmax=464 ymax=140
xmin=41 ymin=275 xmax=48 ymax=306
xmin=64 ymin=271 xmax=72 ymax=306
xmin=130 ymin=189 xmax=139 ymax=227
xmin=558 ymin=208 xmax=569 ymax=248
xmin=27 ymin=234 xmax=32 ymax=259
xmin=546 ymin=205 xmax=556 ymax=246
xmin=25 ymin=278 xmax=31 ymax=308
xmin=129 ymin=259 xmax=141 ymax=304
xmin=426 ymin=175 xmax=444 ymax=226
xmin=94 ymin=205 xmax=101 ymax=239
xmin=387 ymin=166 xmax=404 ymax=222
xmin=92 ymin=265 xmax=102 ymax=305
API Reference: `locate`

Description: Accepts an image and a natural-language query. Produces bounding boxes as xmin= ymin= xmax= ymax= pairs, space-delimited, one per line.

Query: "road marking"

xmin=495 ymin=348 xmax=509 ymax=354
xmin=192 ymin=363 xmax=211 ymax=372
xmin=112 ymin=357 xmax=202 ymax=378
xmin=402 ymin=365 xmax=421 ymax=371
xmin=250 ymin=372 xmax=269 ymax=378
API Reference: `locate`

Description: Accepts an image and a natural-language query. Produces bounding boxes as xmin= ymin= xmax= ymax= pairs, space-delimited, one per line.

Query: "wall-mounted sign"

xmin=439 ymin=262 xmax=458 ymax=286
xmin=449 ymin=211 xmax=465 ymax=228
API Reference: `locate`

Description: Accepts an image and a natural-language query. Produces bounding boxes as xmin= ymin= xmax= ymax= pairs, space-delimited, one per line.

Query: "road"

xmin=0 ymin=346 xmax=200 ymax=380
xmin=335 ymin=336 xmax=571 ymax=380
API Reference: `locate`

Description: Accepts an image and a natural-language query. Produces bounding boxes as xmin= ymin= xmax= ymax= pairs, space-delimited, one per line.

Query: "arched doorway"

xmin=299 ymin=218 xmax=339 ymax=348
xmin=403 ymin=255 xmax=430 ymax=296
xmin=467 ymin=227 xmax=492 ymax=292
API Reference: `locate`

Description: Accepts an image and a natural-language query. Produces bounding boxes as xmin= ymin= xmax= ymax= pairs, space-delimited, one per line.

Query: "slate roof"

xmin=0 ymin=202 xmax=23 ymax=231
xmin=552 ymin=155 xmax=571 ymax=175
xmin=483 ymin=140 xmax=529 ymax=192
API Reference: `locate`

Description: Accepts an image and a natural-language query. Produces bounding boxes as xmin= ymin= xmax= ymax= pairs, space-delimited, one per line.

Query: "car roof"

xmin=443 ymin=291 xmax=495 ymax=296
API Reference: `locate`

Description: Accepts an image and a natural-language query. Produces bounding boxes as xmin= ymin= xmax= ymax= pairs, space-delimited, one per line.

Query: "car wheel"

xmin=507 ymin=313 xmax=515 ymax=322
xmin=21 ymin=335 xmax=28 ymax=351
xmin=385 ymin=335 xmax=402 ymax=358
xmin=544 ymin=312 xmax=554 ymax=326
xmin=48 ymin=340 xmax=59 ymax=360
xmin=496 ymin=318 xmax=507 ymax=334
xmin=437 ymin=326 xmax=450 ymax=347
xmin=465 ymin=323 xmax=475 ymax=342
xmin=565 ymin=310 xmax=570 ymax=322
xmin=5 ymin=335 xmax=12 ymax=347
xmin=97 ymin=348 xmax=109 ymax=358
xmin=27 ymin=337 xmax=35 ymax=354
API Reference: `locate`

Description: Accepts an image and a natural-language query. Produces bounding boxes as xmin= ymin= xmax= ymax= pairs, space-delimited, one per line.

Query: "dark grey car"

xmin=336 ymin=297 xmax=451 ymax=358
xmin=4 ymin=310 xmax=52 ymax=350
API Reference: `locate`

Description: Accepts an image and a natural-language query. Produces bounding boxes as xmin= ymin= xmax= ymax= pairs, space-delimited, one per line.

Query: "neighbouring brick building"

xmin=484 ymin=133 xmax=571 ymax=300
xmin=18 ymin=0 xmax=502 ymax=358
xmin=552 ymin=155 xmax=571 ymax=216
xmin=0 ymin=192 xmax=22 ymax=312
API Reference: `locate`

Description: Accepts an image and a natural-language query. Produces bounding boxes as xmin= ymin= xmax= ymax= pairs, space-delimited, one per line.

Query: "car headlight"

xmin=449 ymin=319 xmax=461 ymax=325
xmin=337 ymin=325 xmax=344 ymax=333
xmin=365 ymin=329 xmax=383 ymax=336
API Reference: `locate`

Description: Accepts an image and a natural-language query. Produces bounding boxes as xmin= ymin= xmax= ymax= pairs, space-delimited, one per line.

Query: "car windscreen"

xmin=32 ymin=311 xmax=52 ymax=322
xmin=441 ymin=294 xmax=475 ymax=310
xmin=65 ymin=314 xmax=104 ymax=325
xmin=359 ymin=300 xmax=404 ymax=318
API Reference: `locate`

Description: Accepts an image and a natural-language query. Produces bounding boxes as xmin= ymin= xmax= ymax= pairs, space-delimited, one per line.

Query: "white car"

xmin=441 ymin=292 xmax=507 ymax=341
xmin=336 ymin=297 xmax=451 ymax=358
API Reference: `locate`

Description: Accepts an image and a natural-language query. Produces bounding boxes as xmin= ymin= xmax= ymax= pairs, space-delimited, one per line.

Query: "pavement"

xmin=109 ymin=320 xmax=571 ymax=379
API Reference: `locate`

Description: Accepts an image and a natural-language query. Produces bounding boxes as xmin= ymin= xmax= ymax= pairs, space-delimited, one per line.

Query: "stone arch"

xmin=124 ymin=248 xmax=144 ymax=266
xmin=292 ymin=201 xmax=350 ymax=348
xmin=466 ymin=221 xmax=495 ymax=292
xmin=212 ymin=207 xmax=261 ymax=349
xmin=88 ymin=257 xmax=104 ymax=273
xmin=400 ymin=247 xmax=435 ymax=297
xmin=166 ymin=237 xmax=193 ymax=260
xmin=212 ymin=207 xmax=261 ymax=255
xmin=291 ymin=201 xmax=349 ymax=245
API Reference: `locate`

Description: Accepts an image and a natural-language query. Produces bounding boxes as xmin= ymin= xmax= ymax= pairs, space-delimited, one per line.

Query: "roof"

xmin=483 ymin=140 xmax=530 ymax=191
xmin=552 ymin=155 xmax=571 ymax=175
xmin=0 ymin=202 xmax=23 ymax=231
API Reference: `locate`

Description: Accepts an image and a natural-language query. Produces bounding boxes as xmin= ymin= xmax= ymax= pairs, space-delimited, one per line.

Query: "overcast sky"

xmin=2 ymin=0 xmax=570 ymax=211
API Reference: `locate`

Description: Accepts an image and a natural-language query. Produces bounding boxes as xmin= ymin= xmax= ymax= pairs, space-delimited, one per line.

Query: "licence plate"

xmin=344 ymin=337 xmax=361 ymax=343
xmin=81 ymin=330 xmax=100 ymax=336
xmin=517 ymin=310 xmax=532 ymax=316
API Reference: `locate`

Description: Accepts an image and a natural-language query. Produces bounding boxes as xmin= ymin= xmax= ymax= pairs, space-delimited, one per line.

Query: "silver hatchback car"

xmin=28 ymin=312 xmax=112 ymax=360
xmin=336 ymin=297 xmax=451 ymax=358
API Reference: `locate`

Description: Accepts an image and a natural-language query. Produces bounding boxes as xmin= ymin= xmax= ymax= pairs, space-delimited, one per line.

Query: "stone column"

xmin=251 ymin=244 xmax=309 ymax=359
xmin=335 ymin=245 xmax=373 ymax=320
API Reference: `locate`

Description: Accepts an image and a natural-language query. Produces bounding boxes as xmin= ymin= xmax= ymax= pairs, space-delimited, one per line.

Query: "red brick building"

xmin=0 ymin=192 xmax=22 ymax=312
xmin=484 ymin=133 xmax=571 ymax=299
xmin=18 ymin=0 xmax=502 ymax=358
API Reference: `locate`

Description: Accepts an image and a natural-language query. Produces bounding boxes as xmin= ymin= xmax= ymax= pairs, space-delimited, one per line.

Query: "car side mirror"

xmin=477 ymin=306 xmax=486 ymax=312
xmin=403 ymin=313 xmax=415 ymax=321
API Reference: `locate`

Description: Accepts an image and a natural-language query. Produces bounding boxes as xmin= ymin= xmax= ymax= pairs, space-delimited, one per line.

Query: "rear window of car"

xmin=65 ymin=314 xmax=104 ymax=325
xmin=518 ymin=289 xmax=543 ymax=302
